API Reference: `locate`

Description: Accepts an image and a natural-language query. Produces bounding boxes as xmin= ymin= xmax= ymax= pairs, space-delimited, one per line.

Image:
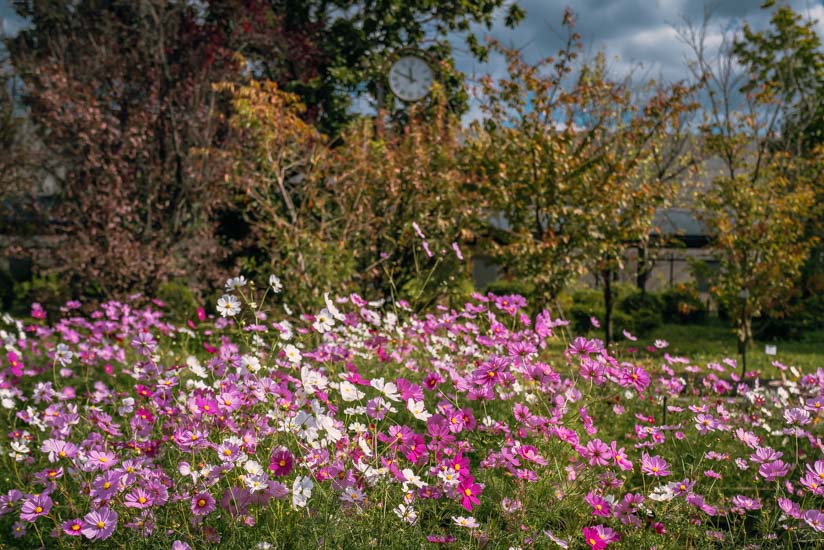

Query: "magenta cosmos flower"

xmin=582 ymin=525 xmax=620 ymax=549
xmin=458 ymin=475 xmax=483 ymax=512
xmin=191 ymin=492 xmax=216 ymax=516
xmin=81 ymin=507 xmax=117 ymax=540
xmin=268 ymin=448 xmax=294 ymax=477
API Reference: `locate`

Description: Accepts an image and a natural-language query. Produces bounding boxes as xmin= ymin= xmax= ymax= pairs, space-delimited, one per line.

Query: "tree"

xmin=734 ymin=2 xmax=824 ymax=321
xmin=209 ymin=0 xmax=525 ymax=135
xmin=221 ymin=79 xmax=478 ymax=311
xmin=466 ymin=10 xmax=696 ymax=343
xmin=679 ymin=6 xmax=821 ymax=372
xmin=4 ymin=0 xmax=304 ymax=299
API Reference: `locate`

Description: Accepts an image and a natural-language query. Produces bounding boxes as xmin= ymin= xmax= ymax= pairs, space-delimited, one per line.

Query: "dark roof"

xmin=651 ymin=208 xmax=708 ymax=237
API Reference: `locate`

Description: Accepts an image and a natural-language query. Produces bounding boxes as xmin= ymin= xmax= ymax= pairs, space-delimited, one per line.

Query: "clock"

xmin=388 ymin=55 xmax=434 ymax=102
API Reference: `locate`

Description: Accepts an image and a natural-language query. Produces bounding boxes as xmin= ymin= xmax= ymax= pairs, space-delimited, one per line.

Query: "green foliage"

xmin=465 ymin=13 xmax=696 ymax=307
xmin=661 ymin=283 xmax=707 ymax=324
xmin=259 ymin=0 xmax=525 ymax=135
xmin=617 ymin=290 xmax=663 ymax=337
xmin=569 ymin=284 xmax=666 ymax=338
xmin=9 ymin=273 xmax=67 ymax=319
xmin=752 ymin=292 xmax=824 ymax=340
xmin=156 ymin=280 xmax=200 ymax=323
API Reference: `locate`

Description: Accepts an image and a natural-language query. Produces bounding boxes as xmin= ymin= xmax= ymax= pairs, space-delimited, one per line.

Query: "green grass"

xmin=563 ymin=317 xmax=824 ymax=377
xmin=647 ymin=319 xmax=824 ymax=375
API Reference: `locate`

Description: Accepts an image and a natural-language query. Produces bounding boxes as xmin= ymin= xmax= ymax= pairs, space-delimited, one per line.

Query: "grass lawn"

xmin=566 ymin=318 xmax=823 ymax=377
xmin=647 ymin=319 xmax=824 ymax=375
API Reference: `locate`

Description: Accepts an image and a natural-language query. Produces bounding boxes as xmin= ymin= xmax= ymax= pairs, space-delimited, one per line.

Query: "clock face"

xmin=388 ymin=55 xmax=434 ymax=102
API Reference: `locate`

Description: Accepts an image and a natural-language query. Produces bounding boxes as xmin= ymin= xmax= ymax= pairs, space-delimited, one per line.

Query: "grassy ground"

xmin=647 ymin=319 xmax=824 ymax=375
xmin=564 ymin=317 xmax=824 ymax=377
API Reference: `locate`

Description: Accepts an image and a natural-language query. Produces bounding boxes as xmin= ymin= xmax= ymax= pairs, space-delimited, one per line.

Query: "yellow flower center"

xmin=34 ymin=506 xmax=43 ymax=513
xmin=97 ymin=521 xmax=105 ymax=529
xmin=139 ymin=497 xmax=147 ymax=504
xmin=198 ymin=499 xmax=206 ymax=507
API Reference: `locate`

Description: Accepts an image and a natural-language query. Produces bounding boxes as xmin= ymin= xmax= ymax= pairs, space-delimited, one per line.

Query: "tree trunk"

xmin=603 ymin=266 xmax=614 ymax=346
xmin=636 ymin=245 xmax=649 ymax=299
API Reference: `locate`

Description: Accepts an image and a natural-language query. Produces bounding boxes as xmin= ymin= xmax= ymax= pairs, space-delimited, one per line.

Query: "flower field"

xmin=1 ymin=278 xmax=823 ymax=549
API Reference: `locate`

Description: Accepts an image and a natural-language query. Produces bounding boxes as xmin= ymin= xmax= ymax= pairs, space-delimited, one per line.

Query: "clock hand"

xmin=406 ymin=67 xmax=416 ymax=84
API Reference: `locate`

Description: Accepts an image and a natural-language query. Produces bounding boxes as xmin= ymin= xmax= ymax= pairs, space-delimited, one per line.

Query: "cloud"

xmin=449 ymin=0 xmax=824 ymax=124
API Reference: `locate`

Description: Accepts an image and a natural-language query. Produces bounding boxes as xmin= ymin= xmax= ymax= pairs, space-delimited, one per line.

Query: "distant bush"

xmin=661 ymin=284 xmax=708 ymax=324
xmin=156 ymin=280 xmax=200 ymax=323
xmin=568 ymin=284 xmax=662 ymax=338
xmin=617 ymin=290 xmax=663 ymax=337
xmin=753 ymin=293 xmax=824 ymax=340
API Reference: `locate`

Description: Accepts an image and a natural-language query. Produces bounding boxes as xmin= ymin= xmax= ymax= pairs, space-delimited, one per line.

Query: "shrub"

xmin=661 ymin=284 xmax=708 ymax=324
xmin=617 ymin=290 xmax=663 ymax=337
xmin=156 ymin=281 xmax=200 ymax=323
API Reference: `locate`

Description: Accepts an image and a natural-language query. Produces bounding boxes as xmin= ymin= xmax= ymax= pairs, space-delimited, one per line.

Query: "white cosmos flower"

xmin=244 ymin=460 xmax=264 ymax=476
xmin=55 ymin=343 xmax=73 ymax=366
xmin=313 ymin=309 xmax=335 ymax=333
xmin=284 ymin=344 xmax=302 ymax=364
xmin=371 ymin=377 xmax=400 ymax=402
xmin=339 ymin=381 xmax=365 ymax=402
xmin=648 ymin=484 xmax=675 ymax=502
xmin=394 ymin=503 xmax=418 ymax=524
xmin=301 ymin=366 xmax=328 ymax=395
xmin=323 ymin=293 xmax=345 ymax=321
xmin=217 ymin=294 xmax=241 ymax=317
xmin=225 ymin=276 xmax=247 ymax=291
xmin=407 ymin=399 xmax=431 ymax=421
xmin=269 ymin=274 xmax=283 ymax=293
xmin=292 ymin=475 xmax=313 ymax=509
xmin=452 ymin=516 xmax=479 ymax=528
xmin=186 ymin=356 xmax=207 ymax=378
xmin=401 ymin=468 xmax=426 ymax=488
xmin=245 ymin=474 xmax=269 ymax=493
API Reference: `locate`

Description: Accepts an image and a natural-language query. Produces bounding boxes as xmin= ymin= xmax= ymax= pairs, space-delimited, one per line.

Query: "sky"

xmin=450 ymin=0 xmax=824 ymax=122
xmin=3 ymin=0 xmax=824 ymax=120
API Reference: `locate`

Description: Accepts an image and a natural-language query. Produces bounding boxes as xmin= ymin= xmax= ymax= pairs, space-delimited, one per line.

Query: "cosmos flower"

xmin=81 ymin=507 xmax=117 ymax=540
xmin=216 ymin=295 xmax=241 ymax=317
xmin=20 ymin=494 xmax=52 ymax=522
xmin=191 ymin=492 xmax=216 ymax=516
xmin=641 ymin=453 xmax=670 ymax=477
xmin=582 ymin=525 xmax=619 ymax=549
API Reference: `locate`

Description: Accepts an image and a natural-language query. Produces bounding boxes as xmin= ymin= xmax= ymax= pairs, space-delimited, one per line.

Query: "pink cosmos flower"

xmin=804 ymin=510 xmax=824 ymax=531
xmin=759 ymin=460 xmax=790 ymax=482
xmin=585 ymin=491 xmax=612 ymax=517
xmin=61 ymin=518 xmax=84 ymax=536
xmin=191 ymin=492 xmax=216 ymax=516
xmin=585 ymin=439 xmax=611 ymax=467
xmin=87 ymin=449 xmax=118 ymax=470
xmin=731 ymin=495 xmax=761 ymax=513
xmin=41 ymin=439 xmax=79 ymax=462
xmin=641 ymin=453 xmax=670 ymax=477
xmin=20 ymin=494 xmax=52 ymax=522
xmin=608 ymin=441 xmax=633 ymax=472
xmin=124 ymin=487 xmax=153 ymax=509
xmin=7 ymin=351 xmax=23 ymax=377
xmin=81 ymin=507 xmax=117 ymax=540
